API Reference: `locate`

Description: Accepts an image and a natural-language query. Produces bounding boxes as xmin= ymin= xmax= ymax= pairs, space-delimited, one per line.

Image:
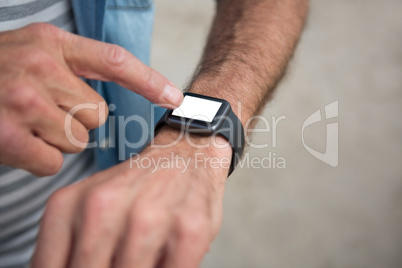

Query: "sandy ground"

xmin=151 ymin=1 xmax=402 ymax=267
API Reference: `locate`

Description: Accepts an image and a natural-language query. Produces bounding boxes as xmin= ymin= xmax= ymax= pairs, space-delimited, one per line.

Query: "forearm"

xmin=188 ymin=0 xmax=309 ymax=124
xmin=32 ymin=3 xmax=309 ymax=266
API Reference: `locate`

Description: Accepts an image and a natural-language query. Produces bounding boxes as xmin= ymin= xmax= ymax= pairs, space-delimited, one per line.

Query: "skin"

xmin=22 ymin=0 xmax=308 ymax=267
xmin=0 ymin=23 xmax=183 ymax=176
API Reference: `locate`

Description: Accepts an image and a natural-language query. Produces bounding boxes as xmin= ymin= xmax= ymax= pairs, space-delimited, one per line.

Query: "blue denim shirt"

xmin=71 ymin=0 xmax=165 ymax=170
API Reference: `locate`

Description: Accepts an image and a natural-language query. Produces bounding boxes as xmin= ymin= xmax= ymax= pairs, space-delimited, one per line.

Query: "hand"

xmin=32 ymin=129 xmax=232 ymax=268
xmin=0 ymin=23 xmax=182 ymax=176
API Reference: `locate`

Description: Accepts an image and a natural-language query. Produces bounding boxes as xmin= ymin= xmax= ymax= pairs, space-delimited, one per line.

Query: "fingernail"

xmin=162 ymin=84 xmax=183 ymax=107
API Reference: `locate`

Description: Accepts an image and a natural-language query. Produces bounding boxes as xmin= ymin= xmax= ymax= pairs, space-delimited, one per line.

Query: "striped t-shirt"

xmin=0 ymin=1 xmax=95 ymax=267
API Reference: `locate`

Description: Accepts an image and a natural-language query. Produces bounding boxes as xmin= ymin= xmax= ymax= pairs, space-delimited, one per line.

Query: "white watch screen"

xmin=172 ymin=95 xmax=222 ymax=122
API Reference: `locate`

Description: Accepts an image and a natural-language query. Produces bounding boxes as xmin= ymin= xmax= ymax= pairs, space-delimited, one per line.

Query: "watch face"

xmin=166 ymin=93 xmax=231 ymax=134
xmin=172 ymin=95 xmax=222 ymax=122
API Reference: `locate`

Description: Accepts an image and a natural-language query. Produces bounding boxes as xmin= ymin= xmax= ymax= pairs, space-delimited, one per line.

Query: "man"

xmin=0 ymin=0 xmax=308 ymax=267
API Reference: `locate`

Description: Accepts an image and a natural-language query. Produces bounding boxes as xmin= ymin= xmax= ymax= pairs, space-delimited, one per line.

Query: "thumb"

xmin=61 ymin=33 xmax=183 ymax=108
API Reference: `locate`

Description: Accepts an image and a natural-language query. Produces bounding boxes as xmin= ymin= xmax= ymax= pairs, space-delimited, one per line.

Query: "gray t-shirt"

xmin=0 ymin=1 xmax=95 ymax=267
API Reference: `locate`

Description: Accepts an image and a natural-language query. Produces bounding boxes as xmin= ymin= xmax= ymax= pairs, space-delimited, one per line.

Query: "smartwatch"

xmin=154 ymin=92 xmax=245 ymax=176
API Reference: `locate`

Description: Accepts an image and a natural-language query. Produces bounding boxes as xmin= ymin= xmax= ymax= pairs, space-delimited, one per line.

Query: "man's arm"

xmin=189 ymin=0 xmax=309 ymax=123
xmin=32 ymin=1 xmax=309 ymax=268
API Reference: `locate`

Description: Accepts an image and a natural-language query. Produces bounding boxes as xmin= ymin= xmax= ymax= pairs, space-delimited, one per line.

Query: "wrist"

xmin=152 ymin=127 xmax=233 ymax=160
xmin=151 ymin=127 xmax=232 ymax=178
xmin=126 ymin=128 xmax=231 ymax=179
xmin=186 ymin=77 xmax=252 ymax=127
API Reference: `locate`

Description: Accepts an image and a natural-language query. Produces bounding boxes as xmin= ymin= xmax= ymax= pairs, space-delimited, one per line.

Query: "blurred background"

xmin=151 ymin=0 xmax=402 ymax=267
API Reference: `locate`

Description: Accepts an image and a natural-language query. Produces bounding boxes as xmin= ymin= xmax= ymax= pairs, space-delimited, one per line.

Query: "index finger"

xmin=61 ymin=33 xmax=183 ymax=108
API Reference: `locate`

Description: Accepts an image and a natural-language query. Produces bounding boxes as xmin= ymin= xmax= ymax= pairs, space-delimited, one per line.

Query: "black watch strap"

xmin=215 ymin=108 xmax=245 ymax=176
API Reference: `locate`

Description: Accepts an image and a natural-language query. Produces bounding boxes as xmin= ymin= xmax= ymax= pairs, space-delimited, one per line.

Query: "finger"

xmin=163 ymin=229 xmax=209 ymax=268
xmin=113 ymin=170 xmax=182 ymax=268
xmin=31 ymin=187 xmax=79 ymax=268
xmin=27 ymin=94 xmax=90 ymax=154
xmin=61 ymin=33 xmax=183 ymax=108
xmin=68 ymin=186 xmax=129 ymax=268
xmin=114 ymin=206 xmax=172 ymax=268
xmin=0 ymin=26 xmax=108 ymax=130
xmin=0 ymin=121 xmax=63 ymax=176
xmin=162 ymin=196 xmax=212 ymax=268
xmin=44 ymin=66 xmax=109 ymax=129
